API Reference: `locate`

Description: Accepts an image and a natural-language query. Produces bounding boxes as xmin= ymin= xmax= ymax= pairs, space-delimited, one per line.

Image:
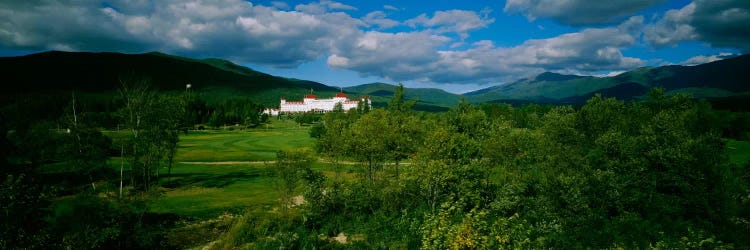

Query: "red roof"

xmin=305 ymin=94 xmax=317 ymax=99
xmin=335 ymin=92 xmax=348 ymax=98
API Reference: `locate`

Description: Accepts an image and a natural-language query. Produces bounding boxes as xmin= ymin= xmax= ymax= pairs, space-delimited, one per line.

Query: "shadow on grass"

xmin=163 ymin=171 xmax=266 ymax=189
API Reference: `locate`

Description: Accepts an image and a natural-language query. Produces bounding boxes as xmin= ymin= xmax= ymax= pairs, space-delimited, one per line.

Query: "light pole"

xmin=185 ymin=84 xmax=192 ymax=133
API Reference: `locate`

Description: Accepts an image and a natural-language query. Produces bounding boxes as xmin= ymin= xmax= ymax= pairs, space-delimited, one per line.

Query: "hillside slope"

xmin=466 ymin=54 xmax=750 ymax=103
xmin=344 ymin=82 xmax=461 ymax=107
xmin=0 ymin=51 xmax=338 ymax=105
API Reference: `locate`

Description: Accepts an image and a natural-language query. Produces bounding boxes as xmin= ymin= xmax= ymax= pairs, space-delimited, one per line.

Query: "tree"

xmin=388 ymin=83 xmax=416 ymax=113
xmin=60 ymin=93 xmax=112 ymax=190
xmin=274 ymin=150 xmax=315 ymax=212
xmin=118 ymin=79 xmax=183 ymax=191
xmin=384 ymin=112 xmax=424 ymax=176
xmin=348 ymin=109 xmax=390 ymax=183
xmin=60 ymin=127 xmax=111 ymax=190
xmin=119 ymin=78 xmax=152 ymax=190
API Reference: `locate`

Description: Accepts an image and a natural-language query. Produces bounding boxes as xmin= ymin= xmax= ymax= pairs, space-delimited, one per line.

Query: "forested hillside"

xmin=0 ymin=51 xmax=341 ymax=108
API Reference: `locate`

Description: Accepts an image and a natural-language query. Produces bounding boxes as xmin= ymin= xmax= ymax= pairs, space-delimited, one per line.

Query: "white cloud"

xmin=383 ymin=5 xmax=399 ymax=11
xmin=327 ymin=31 xmax=450 ymax=79
xmin=362 ymin=11 xmax=400 ymax=29
xmin=644 ymin=0 xmax=750 ymax=51
xmin=680 ymin=52 xmax=736 ymax=66
xmin=329 ymin=16 xmax=646 ymax=84
xmin=504 ymin=0 xmax=662 ymax=25
xmin=271 ymin=1 xmax=290 ymax=9
xmin=0 ymin=0 xmax=363 ymax=67
xmin=0 ymin=1 xmax=652 ymax=86
xmin=406 ymin=9 xmax=494 ymax=39
xmin=429 ymin=16 xmax=646 ymax=83
xmin=295 ymin=0 xmax=356 ymax=14
xmin=644 ymin=3 xmax=698 ymax=46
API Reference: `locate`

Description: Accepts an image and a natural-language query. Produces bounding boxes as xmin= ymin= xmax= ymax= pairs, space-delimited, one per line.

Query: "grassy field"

xmin=150 ymin=163 xmax=278 ymax=218
xmin=176 ymin=119 xmax=315 ymax=162
xmin=147 ymin=119 xmax=347 ymax=219
xmin=727 ymin=139 xmax=750 ymax=166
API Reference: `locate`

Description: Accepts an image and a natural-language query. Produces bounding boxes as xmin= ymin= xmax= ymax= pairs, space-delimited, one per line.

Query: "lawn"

xmin=175 ymin=120 xmax=316 ymax=162
xmin=147 ymin=119 xmax=330 ymax=219
xmin=150 ymin=163 xmax=278 ymax=218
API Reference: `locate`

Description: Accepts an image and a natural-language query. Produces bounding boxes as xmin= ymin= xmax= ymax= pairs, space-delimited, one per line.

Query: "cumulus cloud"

xmin=271 ymin=1 xmax=290 ymax=9
xmin=362 ymin=11 xmax=400 ymax=29
xmin=504 ymin=0 xmax=662 ymax=25
xmin=428 ymin=17 xmax=645 ymax=83
xmin=294 ymin=0 xmax=356 ymax=14
xmin=645 ymin=0 xmax=750 ymax=51
xmin=327 ymin=31 xmax=450 ymax=79
xmin=0 ymin=0 xmax=650 ymax=85
xmin=680 ymin=52 xmax=737 ymax=66
xmin=0 ymin=0 xmax=363 ymax=67
xmin=406 ymin=9 xmax=494 ymax=39
xmin=330 ymin=16 xmax=645 ymax=84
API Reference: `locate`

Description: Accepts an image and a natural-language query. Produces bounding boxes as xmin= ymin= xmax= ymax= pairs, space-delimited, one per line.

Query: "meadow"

xmin=141 ymin=119 xmax=354 ymax=220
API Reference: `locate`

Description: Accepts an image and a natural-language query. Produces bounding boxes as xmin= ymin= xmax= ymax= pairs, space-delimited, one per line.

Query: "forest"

xmin=2 ymin=83 xmax=750 ymax=249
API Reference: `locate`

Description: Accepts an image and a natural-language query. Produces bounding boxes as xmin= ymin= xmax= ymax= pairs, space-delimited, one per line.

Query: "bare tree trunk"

xmin=120 ymin=144 xmax=124 ymax=198
xmin=71 ymin=91 xmax=77 ymax=127
xmin=167 ymin=155 xmax=174 ymax=185
xmin=89 ymin=175 xmax=96 ymax=190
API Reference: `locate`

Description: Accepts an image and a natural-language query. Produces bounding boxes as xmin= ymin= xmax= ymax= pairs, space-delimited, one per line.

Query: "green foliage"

xmin=205 ymin=97 xmax=266 ymax=128
xmin=388 ymin=83 xmax=417 ymax=112
xmin=305 ymin=87 xmax=750 ymax=248
xmin=0 ymin=174 xmax=51 ymax=249
xmin=59 ymin=127 xmax=111 ymax=178
xmin=274 ymin=150 xmax=315 ymax=208
xmin=3 ymin=79 xmax=750 ymax=249
xmin=291 ymin=112 xmax=322 ymax=126
xmin=118 ymin=80 xmax=185 ymax=191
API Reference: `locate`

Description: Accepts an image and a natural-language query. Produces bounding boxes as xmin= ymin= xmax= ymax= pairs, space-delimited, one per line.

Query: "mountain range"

xmin=1 ymin=51 xmax=748 ymax=109
xmin=465 ymin=54 xmax=750 ymax=104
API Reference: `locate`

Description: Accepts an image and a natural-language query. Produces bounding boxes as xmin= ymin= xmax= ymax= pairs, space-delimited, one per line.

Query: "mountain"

xmin=466 ymin=54 xmax=750 ymax=104
xmin=6 ymin=50 xmax=747 ymax=110
xmin=344 ymin=82 xmax=461 ymax=107
xmin=463 ymin=72 xmax=613 ymax=102
xmin=0 ymin=51 xmax=338 ymax=106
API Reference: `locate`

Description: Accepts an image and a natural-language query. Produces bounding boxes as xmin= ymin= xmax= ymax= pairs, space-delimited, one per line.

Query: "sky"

xmin=0 ymin=0 xmax=748 ymax=93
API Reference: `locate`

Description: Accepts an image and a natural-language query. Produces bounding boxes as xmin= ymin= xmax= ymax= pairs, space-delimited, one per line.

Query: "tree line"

xmin=221 ymin=85 xmax=750 ymax=248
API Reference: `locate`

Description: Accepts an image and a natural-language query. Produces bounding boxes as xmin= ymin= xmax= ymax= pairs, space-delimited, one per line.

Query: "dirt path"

xmin=179 ymin=161 xmax=276 ymax=165
xmin=179 ymin=159 xmax=412 ymax=165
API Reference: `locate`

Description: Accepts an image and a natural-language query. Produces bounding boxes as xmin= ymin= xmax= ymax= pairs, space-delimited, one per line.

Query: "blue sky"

xmin=0 ymin=0 xmax=748 ymax=93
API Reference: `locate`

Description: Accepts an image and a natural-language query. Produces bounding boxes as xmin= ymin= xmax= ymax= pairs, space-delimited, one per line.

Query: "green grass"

xmin=175 ymin=120 xmax=315 ymax=162
xmin=148 ymin=119 xmax=323 ymax=218
xmin=727 ymin=140 xmax=750 ymax=166
xmin=100 ymin=119 xmax=356 ymax=219
xmin=150 ymin=163 xmax=278 ymax=218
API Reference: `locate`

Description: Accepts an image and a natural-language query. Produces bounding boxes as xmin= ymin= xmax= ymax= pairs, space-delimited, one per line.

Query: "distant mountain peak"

xmin=535 ymin=72 xmax=586 ymax=82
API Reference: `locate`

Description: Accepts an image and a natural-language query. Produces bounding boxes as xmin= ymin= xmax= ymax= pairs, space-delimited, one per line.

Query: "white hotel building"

xmin=263 ymin=93 xmax=371 ymax=115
